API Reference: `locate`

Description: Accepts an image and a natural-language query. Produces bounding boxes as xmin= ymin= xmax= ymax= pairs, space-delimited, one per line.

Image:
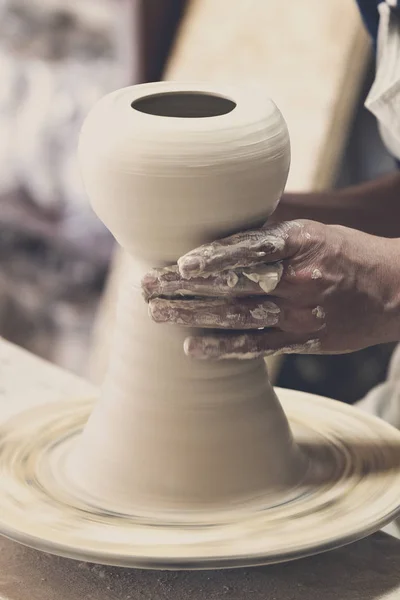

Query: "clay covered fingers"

xmin=142 ymin=221 xmax=326 ymax=358
xmin=148 ymin=296 xmax=324 ymax=333
xmin=142 ymin=263 xmax=283 ymax=301
xmin=143 ymin=219 xmax=400 ymax=359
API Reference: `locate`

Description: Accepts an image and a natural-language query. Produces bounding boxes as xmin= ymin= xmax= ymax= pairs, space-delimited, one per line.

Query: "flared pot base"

xmin=0 ymin=388 xmax=400 ymax=569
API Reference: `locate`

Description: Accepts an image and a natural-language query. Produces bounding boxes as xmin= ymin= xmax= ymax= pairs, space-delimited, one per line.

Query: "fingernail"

xmin=178 ymin=255 xmax=204 ymax=279
xmin=148 ymin=300 xmax=170 ymax=323
xmin=142 ymin=272 xmax=158 ymax=286
xmin=141 ymin=272 xmax=159 ymax=300
xmin=184 ymin=336 xmax=219 ymax=359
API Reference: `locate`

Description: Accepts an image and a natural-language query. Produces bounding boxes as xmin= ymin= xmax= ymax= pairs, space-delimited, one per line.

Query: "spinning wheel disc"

xmin=0 ymin=388 xmax=399 ymax=570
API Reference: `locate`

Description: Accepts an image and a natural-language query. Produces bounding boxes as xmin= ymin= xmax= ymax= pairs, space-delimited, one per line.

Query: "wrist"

xmin=378 ymin=237 xmax=400 ymax=343
xmin=274 ymin=190 xmax=347 ymax=224
xmin=277 ymin=173 xmax=400 ymax=237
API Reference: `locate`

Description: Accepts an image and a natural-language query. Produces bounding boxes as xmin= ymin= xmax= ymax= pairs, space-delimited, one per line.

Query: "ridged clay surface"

xmin=69 ymin=82 xmax=302 ymax=513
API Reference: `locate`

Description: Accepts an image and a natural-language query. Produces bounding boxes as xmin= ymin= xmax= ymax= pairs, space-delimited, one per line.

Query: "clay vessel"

xmin=67 ymin=82 xmax=307 ymax=518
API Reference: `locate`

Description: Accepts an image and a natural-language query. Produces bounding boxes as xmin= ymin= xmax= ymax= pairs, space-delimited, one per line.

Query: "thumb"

xmin=178 ymin=221 xmax=304 ymax=279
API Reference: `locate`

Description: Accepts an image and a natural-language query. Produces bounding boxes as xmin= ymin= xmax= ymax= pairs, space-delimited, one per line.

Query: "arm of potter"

xmin=274 ymin=172 xmax=400 ymax=238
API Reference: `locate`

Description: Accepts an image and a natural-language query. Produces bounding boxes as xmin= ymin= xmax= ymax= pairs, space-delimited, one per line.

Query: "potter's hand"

xmin=142 ymin=220 xmax=400 ymax=359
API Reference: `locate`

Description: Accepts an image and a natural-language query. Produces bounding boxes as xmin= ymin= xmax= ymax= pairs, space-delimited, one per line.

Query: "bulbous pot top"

xmin=78 ymin=81 xmax=290 ymax=263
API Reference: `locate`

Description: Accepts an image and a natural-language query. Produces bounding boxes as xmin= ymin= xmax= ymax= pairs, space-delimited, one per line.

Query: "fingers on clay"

xmin=142 ymin=263 xmax=283 ymax=301
xmin=177 ymin=221 xmax=304 ymax=278
xmin=184 ymin=331 xmax=321 ymax=360
xmin=177 ymin=230 xmax=286 ymax=278
xmin=148 ymin=297 xmax=281 ymax=329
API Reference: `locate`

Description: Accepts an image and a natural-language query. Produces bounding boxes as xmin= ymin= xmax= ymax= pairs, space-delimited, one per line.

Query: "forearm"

xmin=276 ymin=172 xmax=400 ymax=238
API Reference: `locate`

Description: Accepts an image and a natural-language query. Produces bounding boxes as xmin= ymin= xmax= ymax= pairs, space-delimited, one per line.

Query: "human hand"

xmin=142 ymin=220 xmax=400 ymax=359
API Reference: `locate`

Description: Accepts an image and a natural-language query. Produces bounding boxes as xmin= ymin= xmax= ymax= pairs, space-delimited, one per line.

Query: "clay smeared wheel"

xmin=0 ymin=387 xmax=399 ymax=570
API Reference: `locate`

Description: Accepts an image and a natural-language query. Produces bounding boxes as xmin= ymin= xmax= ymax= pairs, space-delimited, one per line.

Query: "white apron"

xmin=356 ymin=0 xmax=400 ymax=536
xmin=357 ymin=0 xmax=400 ymax=428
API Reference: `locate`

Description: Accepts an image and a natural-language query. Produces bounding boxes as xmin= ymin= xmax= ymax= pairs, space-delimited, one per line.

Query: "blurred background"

xmin=0 ymin=0 xmax=396 ymax=405
xmin=0 ymin=0 xmax=185 ymax=372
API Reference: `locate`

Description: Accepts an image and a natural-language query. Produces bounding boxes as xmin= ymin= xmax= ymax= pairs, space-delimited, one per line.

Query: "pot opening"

xmin=131 ymin=91 xmax=236 ymax=118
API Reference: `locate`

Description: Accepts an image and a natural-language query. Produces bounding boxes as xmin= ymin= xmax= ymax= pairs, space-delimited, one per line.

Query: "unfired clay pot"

xmin=67 ymin=82 xmax=307 ymax=517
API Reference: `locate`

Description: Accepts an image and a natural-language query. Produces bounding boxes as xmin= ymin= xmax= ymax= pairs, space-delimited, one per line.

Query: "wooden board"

xmin=89 ymin=0 xmax=370 ymax=384
xmin=166 ymin=0 xmax=370 ymax=192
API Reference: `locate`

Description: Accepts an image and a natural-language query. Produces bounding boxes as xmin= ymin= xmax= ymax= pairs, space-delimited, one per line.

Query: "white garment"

xmin=357 ymin=0 xmax=400 ymax=538
xmin=365 ymin=1 xmax=400 ymax=163
xmin=358 ymin=0 xmax=400 ymax=428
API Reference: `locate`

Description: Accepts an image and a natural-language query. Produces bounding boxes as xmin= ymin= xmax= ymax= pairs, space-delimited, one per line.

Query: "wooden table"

xmin=1 ymin=338 xmax=399 ymax=600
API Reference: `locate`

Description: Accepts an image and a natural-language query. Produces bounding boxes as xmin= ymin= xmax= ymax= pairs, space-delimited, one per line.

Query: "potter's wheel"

xmin=0 ymin=387 xmax=399 ymax=569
